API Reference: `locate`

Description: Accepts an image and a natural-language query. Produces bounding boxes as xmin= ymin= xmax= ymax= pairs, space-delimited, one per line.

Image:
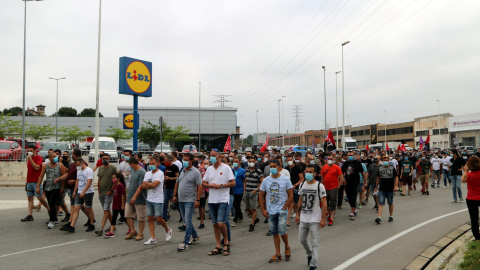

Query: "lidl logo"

xmin=123 ymin=113 xmax=139 ymax=129
xmin=119 ymin=57 xmax=152 ymax=97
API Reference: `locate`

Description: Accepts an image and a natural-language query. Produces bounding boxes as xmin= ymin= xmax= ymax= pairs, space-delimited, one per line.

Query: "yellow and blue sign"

xmin=123 ymin=113 xmax=138 ymax=129
xmin=119 ymin=57 xmax=152 ymax=97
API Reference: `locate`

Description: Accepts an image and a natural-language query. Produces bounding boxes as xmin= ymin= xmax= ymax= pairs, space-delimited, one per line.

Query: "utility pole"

xmin=214 ymin=95 xmax=232 ymax=108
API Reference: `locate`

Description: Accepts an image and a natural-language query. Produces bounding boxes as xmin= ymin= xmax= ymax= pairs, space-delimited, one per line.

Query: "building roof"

xmin=117 ymin=106 xmax=237 ymax=111
xmin=36 ymin=104 xmax=46 ymax=107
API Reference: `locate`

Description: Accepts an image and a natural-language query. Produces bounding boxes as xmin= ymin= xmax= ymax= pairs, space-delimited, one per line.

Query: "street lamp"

xmin=281 ymin=96 xmax=286 ymax=147
xmin=256 ymin=110 xmax=259 ymax=136
xmin=49 ymin=77 xmax=66 ymax=141
xmin=383 ymin=110 xmax=387 ymax=150
xmin=278 ymin=99 xmax=281 ymax=146
xmin=322 ymin=66 xmax=326 ymax=144
xmin=341 ymin=41 xmax=349 ymax=151
xmin=335 ymin=71 xmax=341 ymax=148
xmin=21 ymin=0 xmax=43 ymax=158
xmin=436 ymin=99 xmax=440 ymax=114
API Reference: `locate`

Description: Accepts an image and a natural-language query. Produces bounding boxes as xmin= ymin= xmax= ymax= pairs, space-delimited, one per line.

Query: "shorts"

xmin=369 ymin=184 xmax=377 ymax=194
xmin=358 ymin=183 xmax=364 ymax=193
xmin=125 ymin=203 xmax=146 ymax=221
xmin=56 ymin=192 xmax=65 ymax=206
xmin=26 ymin=182 xmax=43 ymax=197
xmin=402 ymin=176 xmax=412 ymax=186
xmin=420 ymin=175 xmax=428 ymax=184
xmin=74 ymin=193 xmax=94 ymax=208
xmin=199 ymin=197 xmax=206 ymax=209
xmin=146 ymin=201 xmax=163 ymax=217
xmin=99 ymin=194 xmax=113 ymax=211
xmin=293 ymin=189 xmax=300 ymax=204
xmin=326 ymin=189 xmax=338 ymax=211
xmin=268 ymin=210 xmax=288 ymax=236
xmin=412 ymin=170 xmax=417 ymax=179
xmin=208 ymin=203 xmax=228 ymax=224
xmin=378 ymin=190 xmax=394 ymax=205
xmin=243 ymin=191 xmax=258 ymax=210
xmin=67 ymin=189 xmax=75 ymax=206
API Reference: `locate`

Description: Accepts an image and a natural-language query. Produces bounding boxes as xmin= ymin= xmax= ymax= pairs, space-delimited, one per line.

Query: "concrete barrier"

xmin=0 ymin=162 xmax=27 ymax=181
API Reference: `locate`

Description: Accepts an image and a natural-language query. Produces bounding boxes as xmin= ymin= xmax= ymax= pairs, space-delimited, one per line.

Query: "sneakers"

xmin=21 ymin=215 xmax=34 ymax=222
xmin=388 ymin=217 xmax=394 ymax=222
xmin=254 ymin=218 xmax=260 ymax=225
xmin=144 ymin=238 xmax=157 ymax=245
xmin=33 ymin=205 xmax=41 ymax=211
xmin=47 ymin=221 xmax=55 ymax=229
xmin=444 ymin=186 xmax=447 ymax=189
xmin=178 ymin=225 xmax=186 ymax=231
xmin=350 ymin=214 xmax=355 ymax=220
xmin=60 ymin=222 xmax=71 ymax=231
xmin=375 ymin=217 xmax=382 ymax=224
xmin=189 ymin=236 xmax=199 ymax=245
xmin=452 ymin=200 xmax=457 ymax=203
xmin=117 ymin=219 xmax=124 ymax=225
xmin=104 ymin=232 xmax=115 ymax=238
xmin=61 ymin=214 xmax=70 ymax=222
xmin=198 ymin=223 xmax=205 ymax=229
xmin=327 ymin=217 xmax=333 ymax=226
xmin=166 ymin=229 xmax=172 ymax=242
xmin=290 ymin=212 xmax=296 ymax=218
xmin=125 ymin=228 xmax=131 ymax=235
xmin=307 ymin=255 xmax=312 ymax=265
xmin=178 ymin=243 xmax=189 ymax=252
xmin=358 ymin=204 xmax=362 ymax=209
xmin=231 ymin=221 xmax=237 ymax=227
xmin=269 ymin=254 xmax=282 ymax=263
xmin=310 ymin=267 xmax=317 ymax=270
xmin=105 ymin=227 xmax=116 ymax=233
xmin=84 ymin=219 xmax=96 ymax=227
xmin=58 ymin=211 xmax=64 ymax=216
xmin=249 ymin=224 xmax=255 ymax=232
xmin=460 ymin=199 xmax=464 ymax=203
xmin=86 ymin=224 xmax=95 ymax=232
xmin=95 ymin=227 xmax=103 ymax=236
xmin=354 ymin=210 xmax=358 ymax=216
xmin=426 ymin=191 xmax=430 ymax=195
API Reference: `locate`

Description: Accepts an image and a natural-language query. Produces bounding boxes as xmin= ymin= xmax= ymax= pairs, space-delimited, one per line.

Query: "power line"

xmin=292 ymin=105 xmax=303 ymax=132
xmin=213 ymin=95 xmax=232 ymax=108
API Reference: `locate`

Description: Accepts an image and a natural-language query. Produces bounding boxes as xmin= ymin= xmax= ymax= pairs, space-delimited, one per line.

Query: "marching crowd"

xmin=20 ymin=144 xmax=480 ymax=270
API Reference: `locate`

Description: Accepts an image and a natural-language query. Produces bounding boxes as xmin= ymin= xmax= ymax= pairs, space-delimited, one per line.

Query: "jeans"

xmin=179 ymin=202 xmax=198 ymax=245
xmin=443 ymin=169 xmax=451 ymax=186
xmin=233 ymin=194 xmax=243 ymax=222
xmin=345 ymin=184 xmax=358 ymax=208
xmin=163 ymin=188 xmax=175 ymax=220
xmin=225 ymin=194 xmax=234 ymax=241
xmin=466 ymin=199 xmax=480 ymax=240
xmin=268 ymin=210 xmax=288 ymax=235
xmin=450 ymin=175 xmax=463 ymax=201
xmin=45 ymin=189 xmax=60 ymax=222
xmin=298 ymin=222 xmax=320 ymax=267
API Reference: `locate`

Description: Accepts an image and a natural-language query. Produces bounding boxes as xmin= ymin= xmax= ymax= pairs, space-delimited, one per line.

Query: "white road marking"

xmin=0 ymin=200 xmax=28 ymax=210
xmin=332 ymin=209 xmax=469 ymax=270
xmin=0 ymin=240 xmax=86 ymax=258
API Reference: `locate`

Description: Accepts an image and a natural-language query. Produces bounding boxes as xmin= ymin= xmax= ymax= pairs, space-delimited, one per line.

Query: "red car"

xmin=6 ymin=138 xmax=28 ymax=150
xmin=26 ymin=141 xmax=43 ymax=153
xmin=0 ymin=140 xmax=23 ymax=161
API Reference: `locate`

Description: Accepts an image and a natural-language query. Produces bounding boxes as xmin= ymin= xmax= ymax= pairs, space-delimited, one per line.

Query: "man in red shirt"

xmin=320 ymin=154 xmax=344 ymax=226
xmin=22 ymin=145 xmax=49 ymax=222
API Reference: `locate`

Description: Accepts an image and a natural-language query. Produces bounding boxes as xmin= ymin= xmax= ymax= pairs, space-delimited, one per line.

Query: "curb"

xmin=405 ymin=223 xmax=473 ymax=270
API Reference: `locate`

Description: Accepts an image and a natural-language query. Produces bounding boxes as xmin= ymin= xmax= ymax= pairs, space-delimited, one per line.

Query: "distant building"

xmin=414 ymin=113 xmax=452 ymax=149
xmin=449 ymin=113 xmax=480 ymax=148
xmin=25 ymin=105 xmax=46 ymax=116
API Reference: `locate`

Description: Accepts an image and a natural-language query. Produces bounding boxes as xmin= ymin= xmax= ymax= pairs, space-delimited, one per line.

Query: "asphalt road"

xmin=0 ymin=184 xmax=471 ymax=270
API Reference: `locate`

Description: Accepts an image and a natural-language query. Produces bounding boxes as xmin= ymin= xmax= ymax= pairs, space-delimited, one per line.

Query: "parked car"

xmin=154 ymin=144 xmax=172 ymax=154
xmin=122 ymin=143 xmax=133 ymax=151
xmin=290 ymin=146 xmax=314 ymax=156
xmin=0 ymin=140 xmax=23 ymax=161
xmin=182 ymin=144 xmax=197 ymax=153
xmin=138 ymin=143 xmax=152 ymax=152
xmin=460 ymin=146 xmax=475 ymax=155
xmin=6 ymin=138 xmax=28 ymax=150
xmin=89 ymin=137 xmax=118 ymax=162
xmin=38 ymin=142 xmax=72 ymax=161
xmin=26 ymin=141 xmax=43 ymax=153
xmin=80 ymin=143 xmax=91 ymax=155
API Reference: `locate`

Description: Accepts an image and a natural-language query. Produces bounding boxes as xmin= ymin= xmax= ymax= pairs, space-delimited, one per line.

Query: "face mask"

xmin=102 ymin=160 xmax=109 ymax=166
xmin=327 ymin=160 xmax=333 ymax=165
xmin=295 ymin=160 xmax=300 ymax=163
xmin=258 ymin=158 xmax=262 ymax=162
xmin=310 ymin=160 xmax=315 ymax=164
xmin=361 ymin=154 xmax=364 ymax=158
xmin=53 ymin=157 xmax=59 ymax=163
xmin=383 ymin=161 xmax=389 ymax=166
xmin=193 ymin=160 xmax=199 ymax=167
xmin=248 ymin=162 xmax=255 ymax=168
xmin=130 ymin=166 xmax=134 ymax=170
xmin=148 ymin=165 xmax=157 ymax=171
xmin=229 ymin=157 xmax=233 ymax=161
xmin=270 ymin=168 xmax=278 ymax=175
xmin=123 ymin=156 xmax=130 ymax=161
xmin=76 ymin=166 xmax=82 ymax=171
xmin=121 ymin=154 xmax=125 ymax=159
xmin=463 ymin=152 xmax=467 ymax=155
xmin=112 ymin=179 xmax=117 ymax=184
xmin=204 ymin=165 xmax=209 ymax=170
xmin=27 ymin=152 xmax=33 ymax=156
xmin=233 ymin=163 xmax=238 ymax=168
xmin=182 ymin=161 xmax=189 ymax=168
xmin=305 ymin=173 xmax=314 ymax=181
xmin=422 ymin=157 xmax=426 ymax=160
xmin=210 ymin=156 xmax=217 ymax=164
xmin=348 ymin=156 xmax=354 ymax=161
xmin=405 ymin=158 xmax=408 ymax=161
xmin=287 ymin=161 xmax=293 ymax=166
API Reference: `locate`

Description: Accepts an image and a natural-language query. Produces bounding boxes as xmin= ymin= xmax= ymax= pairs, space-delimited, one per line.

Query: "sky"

xmin=1 ymin=0 xmax=479 ymax=137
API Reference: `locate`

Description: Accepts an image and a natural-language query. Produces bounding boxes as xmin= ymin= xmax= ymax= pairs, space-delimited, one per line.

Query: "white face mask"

xmin=27 ymin=152 xmax=33 ymax=156
xmin=287 ymin=161 xmax=293 ymax=166
xmin=327 ymin=160 xmax=333 ymax=165
xmin=361 ymin=154 xmax=364 ymax=158
xmin=248 ymin=162 xmax=255 ymax=168
xmin=310 ymin=160 xmax=315 ymax=164
xmin=76 ymin=166 xmax=82 ymax=171
xmin=295 ymin=159 xmax=300 ymax=163
xmin=204 ymin=165 xmax=209 ymax=169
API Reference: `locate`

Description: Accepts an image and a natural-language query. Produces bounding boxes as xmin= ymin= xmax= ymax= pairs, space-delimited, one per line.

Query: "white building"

xmin=414 ymin=113 xmax=452 ymax=149
xmin=449 ymin=113 xmax=480 ymax=148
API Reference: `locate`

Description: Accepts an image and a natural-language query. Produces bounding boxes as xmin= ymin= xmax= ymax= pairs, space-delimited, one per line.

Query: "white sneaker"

xmin=290 ymin=212 xmax=296 ymax=218
xmin=166 ymin=229 xmax=172 ymax=242
xmin=144 ymin=238 xmax=157 ymax=245
xmin=47 ymin=221 xmax=55 ymax=229
xmin=459 ymin=199 xmax=464 ymax=203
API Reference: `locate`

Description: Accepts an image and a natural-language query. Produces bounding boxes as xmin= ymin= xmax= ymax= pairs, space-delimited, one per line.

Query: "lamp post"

xmin=199 ymin=82 xmax=201 ymax=151
xmin=281 ymin=96 xmax=286 ymax=147
xmin=49 ymin=77 xmax=66 ymax=141
xmin=322 ymin=66 xmax=326 ymax=143
xmin=341 ymin=41 xmax=350 ymax=151
xmin=335 ymin=71 xmax=341 ymax=148
xmin=21 ymin=0 xmax=43 ymax=159
xmin=256 ymin=110 xmax=259 ymax=136
xmin=278 ymin=99 xmax=281 ymax=147
xmin=436 ymin=99 xmax=440 ymax=114
xmin=384 ymin=110 xmax=387 ymax=150
xmin=94 ymin=0 xmax=102 ymax=170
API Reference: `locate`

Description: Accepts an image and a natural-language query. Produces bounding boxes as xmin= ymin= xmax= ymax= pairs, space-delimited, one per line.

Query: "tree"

xmin=25 ymin=124 xmax=55 ymax=141
xmin=78 ymin=108 xmax=103 ymax=117
xmin=164 ymin=126 xmax=192 ymax=146
xmin=0 ymin=115 xmax=22 ymax=138
xmin=2 ymin=106 xmax=23 ymax=116
xmin=58 ymin=126 xmax=93 ymax=143
xmin=242 ymin=134 xmax=253 ymax=146
xmin=138 ymin=120 xmax=165 ymax=147
xmin=107 ymin=128 xmax=132 ymax=143
xmin=57 ymin=107 xmax=78 ymax=117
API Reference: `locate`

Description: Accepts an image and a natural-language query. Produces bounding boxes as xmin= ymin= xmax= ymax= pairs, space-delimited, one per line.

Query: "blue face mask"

xmin=383 ymin=161 xmax=389 ymax=166
xmin=53 ymin=157 xmax=59 ymax=163
xmin=258 ymin=158 xmax=262 ymax=162
xmin=183 ymin=161 xmax=189 ymax=168
xmin=210 ymin=156 xmax=217 ymax=164
xmin=233 ymin=162 xmax=238 ymax=168
xmin=422 ymin=157 xmax=426 ymax=160
xmin=405 ymin=158 xmax=408 ymax=161
xmin=121 ymin=154 xmax=125 ymax=158
xmin=305 ymin=173 xmax=314 ymax=181
xmin=148 ymin=165 xmax=157 ymax=171
xmin=270 ymin=168 xmax=278 ymax=175
xmin=348 ymin=156 xmax=354 ymax=161
xmin=124 ymin=156 xmax=130 ymax=161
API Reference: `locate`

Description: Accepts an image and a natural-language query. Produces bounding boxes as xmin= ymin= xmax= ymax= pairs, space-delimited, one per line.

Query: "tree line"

xmin=1 ymin=106 xmax=103 ymax=117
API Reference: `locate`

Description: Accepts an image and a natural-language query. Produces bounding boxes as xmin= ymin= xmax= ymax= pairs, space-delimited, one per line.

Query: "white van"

xmin=89 ymin=137 xmax=118 ymax=162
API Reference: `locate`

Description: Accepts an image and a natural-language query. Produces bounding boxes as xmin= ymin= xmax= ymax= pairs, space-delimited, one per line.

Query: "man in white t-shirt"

xmin=295 ymin=165 xmax=327 ymax=270
xmin=172 ymin=151 xmax=183 ymax=171
xmin=64 ymin=158 xmax=95 ymax=233
xmin=430 ymin=154 xmax=443 ymax=188
xmin=118 ymin=150 xmax=132 ymax=191
xmin=202 ymin=149 xmax=235 ymax=256
xmin=142 ymin=157 xmax=172 ymax=245
xmin=441 ymin=153 xmax=452 ymax=188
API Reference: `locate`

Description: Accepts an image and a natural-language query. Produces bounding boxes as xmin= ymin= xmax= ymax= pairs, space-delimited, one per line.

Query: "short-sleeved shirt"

xmin=321 ymin=164 xmax=342 ymax=190
xmin=467 ymin=170 xmax=480 ymax=200
xmin=127 ymin=168 xmax=147 ymax=205
xmin=177 ymin=166 xmax=203 ymax=202
xmin=378 ymin=165 xmax=398 ymax=192
xmin=143 ymin=170 xmax=164 ymax=203
xmin=26 ymin=155 xmax=43 ymax=183
xmin=419 ymin=159 xmax=431 ymax=175
xmin=97 ymin=165 xmax=117 ymax=195
xmin=174 ymin=160 xmax=183 ymax=171
xmin=341 ymin=160 xmax=364 ymax=185
xmin=260 ymin=175 xmax=293 ymax=215
xmin=442 ymin=157 xmax=452 ymax=172
xmin=401 ymin=161 xmax=414 ymax=177
xmin=233 ymin=167 xmax=246 ymax=195
xmin=164 ymin=165 xmax=179 ymax=190
xmin=450 ymin=156 xmax=466 ymax=176
xmin=77 ymin=167 xmax=94 ymax=194
xmin=431 ymin=158 xmax=442 ymax=171
xmin=95 ymin=159 xmax=103 ymax=168
xmin=112 ymin=183 xmax=125 ymax=210
xmin=203 ymin=163 xmax=235 ymax=204
xmin=245 ymin=168 xmax=264 ymax=192
xmin=367 ymin=164 xmax=381 ymax=185
xmin=285 ymin=165 xmax=303 ymax=188
xmin=359 ymin=163 xmax=367 ymax=184
xmin=118 ymin=161 xmax=131 ymax=188
xmin=298 ymin=181 xmax=326 ymax=223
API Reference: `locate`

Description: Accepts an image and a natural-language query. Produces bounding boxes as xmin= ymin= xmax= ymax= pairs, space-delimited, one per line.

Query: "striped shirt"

xmin=245 ymin=168 xmax=264 ymax=192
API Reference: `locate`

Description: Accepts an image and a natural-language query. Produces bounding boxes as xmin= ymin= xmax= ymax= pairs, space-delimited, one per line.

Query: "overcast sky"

xmin=1 ymin=0 xmax=479 ymax=137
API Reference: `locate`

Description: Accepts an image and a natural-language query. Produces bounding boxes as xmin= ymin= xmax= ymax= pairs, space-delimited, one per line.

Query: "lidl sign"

xmin=119 ymin=57 xmax=152 ymax=97
xmin=123 ymin=113 xmax=139 ymax=129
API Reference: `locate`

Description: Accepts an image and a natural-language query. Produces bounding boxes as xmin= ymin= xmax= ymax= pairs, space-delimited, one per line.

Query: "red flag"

xmin=419 ymin=143 xmax=424 ymax=150
xmin=260 ymin=135 xmax=269 ymax=153
xmin=397 ymin=144 xmax=401 ymax=151
xmin=366 ymin=144 xmax=369 ymax=151
xmin=425 ymin=133 xmax=430 ymax=144
xmin=400 ymin=144 xmax=407 ymax=152
xmin=223 ymin=135 xmax=231 ymax=152
xmin=386 ymin=143 xmax=390 ymax=151
xmin=323 ymin=130 xmax=336 ymax=152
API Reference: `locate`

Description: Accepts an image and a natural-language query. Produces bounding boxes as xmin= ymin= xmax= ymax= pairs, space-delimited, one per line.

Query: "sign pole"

xmin=159 ymin=116 xmax=163 ymax=153
xmin=133 ymin=95 xmax=139 ymax=152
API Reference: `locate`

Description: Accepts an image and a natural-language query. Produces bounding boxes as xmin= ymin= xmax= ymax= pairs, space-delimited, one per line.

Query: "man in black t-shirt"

xmin=341 ymin=151 xmax=366 ymax=220
xmin=163 ymin=156 xmax=179 ymax=221
xmin=450 ymin=149 xmax=465 ymax=203
xmin=374 ymin=155 xmax=398 ymax=224
xmin=285 ymin=154 xmax=304 ymax=223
